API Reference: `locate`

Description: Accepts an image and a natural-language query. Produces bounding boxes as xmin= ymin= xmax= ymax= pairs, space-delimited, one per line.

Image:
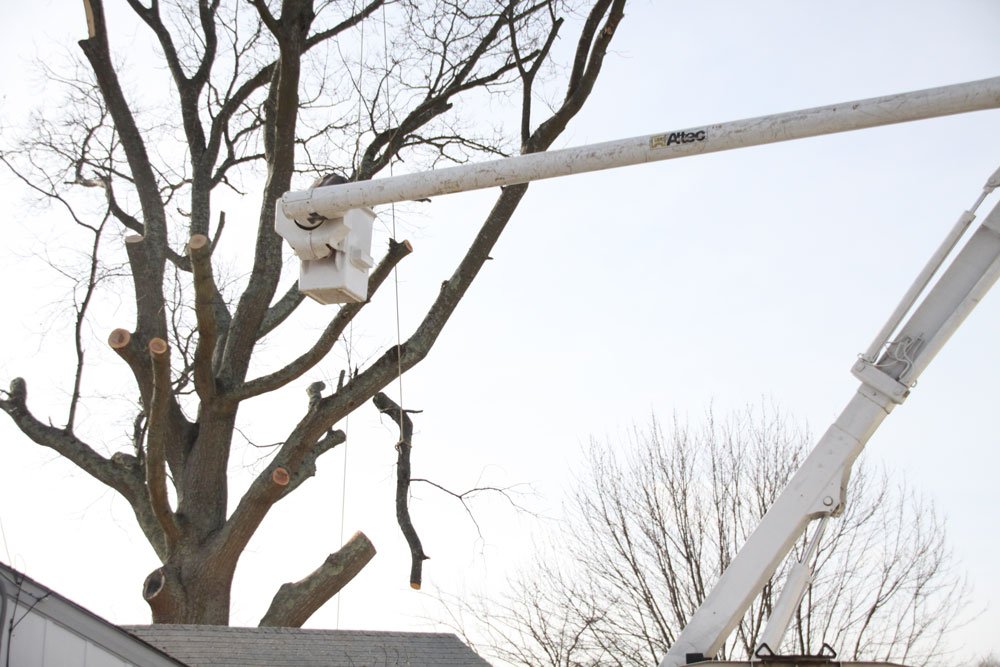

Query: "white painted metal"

xmin=861 ymin=209 xmax=976 ymax=363
xmin=754 ymin=517 xmax=829 ymax=657
xmin=274 ymin=204 xmax=375 ymax=303
xmin=660 ymin=390 xmax=896 ymax=666
xmin=280 ymin=76 xmax=1000 ymax=225
xmin=862 ymin=165 xmax=1000 ymax=362
xmin=273 ymin=76 xmax=1000 ymax=666
xmin=895 ymin=200 xmax=1000 ymax=386
xmin=659 ymin=188 xmax=1000 ymax=667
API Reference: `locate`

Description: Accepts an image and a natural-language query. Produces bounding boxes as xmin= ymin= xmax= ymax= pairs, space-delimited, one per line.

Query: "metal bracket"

xmin=850 ymin=360 xmax=910 ymax=404
xmin=754 ymin=642 xmax=837 ymax=663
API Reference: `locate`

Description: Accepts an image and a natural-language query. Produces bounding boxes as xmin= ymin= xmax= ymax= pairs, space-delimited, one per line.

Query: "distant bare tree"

xmin=0 ymin=0 xmax=627 ymax=626
xmin=454 ymin=408 xmax=968 ymax=666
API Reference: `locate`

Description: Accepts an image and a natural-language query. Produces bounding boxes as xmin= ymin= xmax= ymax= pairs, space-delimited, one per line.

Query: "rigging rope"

xmin=336 ymin=1 xmax=366 ymax=629
xmin=382 ymin=2 xmax=405 ymax=439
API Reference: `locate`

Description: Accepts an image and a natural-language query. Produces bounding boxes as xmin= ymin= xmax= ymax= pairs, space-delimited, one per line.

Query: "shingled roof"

xmin=125 ymin=624 xmax=492 ymax=667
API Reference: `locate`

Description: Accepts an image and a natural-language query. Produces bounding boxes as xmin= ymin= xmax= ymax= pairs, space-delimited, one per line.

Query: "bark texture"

xmin=373 ymin=392 xmax=427 ymax=589
xmin=1 ymin=0 xmax=629 ymax=626
xmin=259 ymin=532 xmax=377 ymax=627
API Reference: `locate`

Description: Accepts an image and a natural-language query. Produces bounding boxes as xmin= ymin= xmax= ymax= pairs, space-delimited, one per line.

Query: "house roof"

xmin=125 ymin=624 xmax=492 ymax=667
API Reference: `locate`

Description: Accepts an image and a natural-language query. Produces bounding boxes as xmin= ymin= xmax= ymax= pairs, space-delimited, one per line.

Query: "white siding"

xmin=5 ymin=602 xmax=136 ymax=667
xmin=6 ymin=603 xmax=46 ymax=667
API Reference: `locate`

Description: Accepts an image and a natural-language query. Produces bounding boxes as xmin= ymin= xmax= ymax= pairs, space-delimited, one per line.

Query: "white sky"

xmin=1 ymin=1 xmax=999 ymax=664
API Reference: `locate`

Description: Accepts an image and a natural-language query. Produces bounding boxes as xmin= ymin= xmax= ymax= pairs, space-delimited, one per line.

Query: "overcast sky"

xmin=1 ymin=1 xmax=999 ymax=664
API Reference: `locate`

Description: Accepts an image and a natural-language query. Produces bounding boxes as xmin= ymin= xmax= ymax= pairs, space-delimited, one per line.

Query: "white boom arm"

xmin=275 ymin=76 xmax=1000 ymax=665
xmin=279 ymin=76 xmax=1000 ymax=223
xmin=662 ymin=164 xmax=1000 ymax=666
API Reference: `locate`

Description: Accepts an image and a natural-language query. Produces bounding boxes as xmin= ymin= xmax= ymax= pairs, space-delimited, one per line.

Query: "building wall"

xmin=0 ymin=565 xmax=183 ymax=667
xmin=2 ymin=599 xmax=130 ymax=667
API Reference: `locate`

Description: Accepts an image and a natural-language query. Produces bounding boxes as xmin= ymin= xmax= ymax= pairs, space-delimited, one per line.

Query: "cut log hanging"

xmin=373 ymin=392 xmax=428 ymax=589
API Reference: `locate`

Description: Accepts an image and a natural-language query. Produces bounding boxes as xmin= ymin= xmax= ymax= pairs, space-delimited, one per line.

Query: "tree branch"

xmin=258 ymin=531 xmax=376 ymax=627
xmin=306 ymin=0 xmax=385 ymax=48
xmin=79 ymin=0 xmax=169 ymax=340
xmin=0 ymin=377 xmax=167 ymax=558
xmin=279 ymin=424 xmax=346 ymax=500
xmin=220 ymin=0 xmax=316 ymax=386
xmin=214 ymin=0 xmax=629 ymax=574
xmin=373 ymin=392 xmax=428 ymax=589
xmin=187 ymin=234 xmax=218 ymax=401
xmin=528 ymin=0 xmax=625 ymax=153
xmin=108 ymin=325 xmax=193 ymax=482
xmin=145 ymin=338 xmax=181 ymax=549
xmin=226 ymin=238 xmax=412 ymax=403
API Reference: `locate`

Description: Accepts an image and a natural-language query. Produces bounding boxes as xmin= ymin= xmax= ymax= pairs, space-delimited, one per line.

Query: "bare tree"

xmin=455 ymin=408 xmax=968 ymax=666
xmin=0 ymin=0 xmax=627 ymax=626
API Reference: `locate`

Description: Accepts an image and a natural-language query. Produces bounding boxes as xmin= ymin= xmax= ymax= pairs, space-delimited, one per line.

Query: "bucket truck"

xmin=275 ymin=76 xmax=1000 ymax=666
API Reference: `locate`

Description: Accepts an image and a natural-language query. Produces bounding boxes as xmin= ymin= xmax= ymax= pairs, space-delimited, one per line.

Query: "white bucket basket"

xmin=275 ymin=204 xmax=376 ymax=304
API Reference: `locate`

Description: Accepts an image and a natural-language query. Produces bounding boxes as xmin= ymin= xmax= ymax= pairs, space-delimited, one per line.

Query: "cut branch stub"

xmin=108 ymin=328 xmax=131 ymax=350
xmin=148 ymin=337 xmax=169 ymax=356
xmin=187 ymin=233 xmax=210 ymax=252
xmin=258 ymin=531 xmax=376 ymax=628
xmin=142 ymin=565 xmax=180 ymax=622
xmin=271 ymin=466 xmax=290 ymax=486
xmin=82 ymin=0 xmax=96 ymax=38
xmin=186 ymin=232 xmax=219 ymax=402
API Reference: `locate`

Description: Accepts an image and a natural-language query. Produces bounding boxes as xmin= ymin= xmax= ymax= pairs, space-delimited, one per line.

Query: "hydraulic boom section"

xmin=276 ymin=77 xmax=1000 ymax=305
xmin=660 ymin=163 xmax=1000 ymax=666
xmin=275 ymin=77 xmax=1000 ymax=666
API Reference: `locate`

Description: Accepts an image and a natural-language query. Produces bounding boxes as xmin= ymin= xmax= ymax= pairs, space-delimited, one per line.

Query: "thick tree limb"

xmin=214 ymin=424 xmax=345 ymax=562
xmin=123 ymin=0 xmax=213 ymax=158
xmin=373 ymin=392 xmax=428 ymax=589
xmin=122 ymin=234 xmax=166 ymax=343
xmin=306 ymin=0 xmax=384 ymax=49
xmin=258 ymin=532 xmax=376 ymax=627
xmin=79 ymin=0 xmax=169 ymax=340
xmin=0 ymin=377 xmax=167 ymax=558
xmin=220 ymin=1 xmax=315 ymax=386
xmin=142 ymin=565 xmax=183 ymax=623
xmin=215 ymin=1 xmax=628 ymax=563
xmin=303 ymin=0 xmax=625 ymax=434
xmin=226 ymin=238 xmax=412 ymax=403
xmin=145 ymin=338 xmax=181 ymax=549
xmin=187 ymin=234 xmax=218 ymax=401
xmin=528 ymin=0 xmax=626 ymax=152
xmin=1 ymin=378 xmax=131 ymax=494
xmin=279 ymin=428 xmax=347 ymax=500
xmin=108 ymin=327 xmax=193 ymax=482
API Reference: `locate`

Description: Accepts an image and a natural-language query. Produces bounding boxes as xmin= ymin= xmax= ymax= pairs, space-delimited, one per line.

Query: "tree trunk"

xmin=143 ymin=559 xmax=234 ymax=625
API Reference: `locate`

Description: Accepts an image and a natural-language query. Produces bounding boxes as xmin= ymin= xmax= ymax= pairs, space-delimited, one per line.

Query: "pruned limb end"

xmin=272 ymin=466 xmax=290 ymax=486
xmin=258 ymin=531 xmax=376 ymax=627
xmin=108 ymin=328 xmax=132 ymax=350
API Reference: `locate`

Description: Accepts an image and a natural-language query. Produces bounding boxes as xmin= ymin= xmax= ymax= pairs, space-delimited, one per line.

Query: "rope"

xmin=383 ymin=3 xmax=406 ymax=441
xmin=336 ymin=1 xmax=367 ymax=629
xmin=336 ymin=324 xmax=351 ymax=629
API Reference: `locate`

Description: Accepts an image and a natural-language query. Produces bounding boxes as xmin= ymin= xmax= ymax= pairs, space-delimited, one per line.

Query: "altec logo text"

xmin=650 ymin=129 xmax=706 ymax=148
